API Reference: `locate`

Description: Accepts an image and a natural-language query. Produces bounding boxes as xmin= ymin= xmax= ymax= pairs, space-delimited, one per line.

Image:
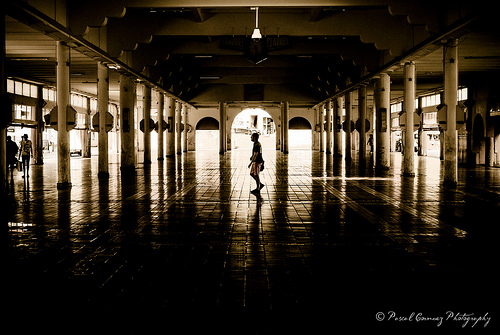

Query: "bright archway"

xmin=231 ymin=108 xmax=276 ymax=151
xmin=289 ymin=116 xmax=312 ymax=150
xmin=196 ymin=117 xmax=219 ymax=150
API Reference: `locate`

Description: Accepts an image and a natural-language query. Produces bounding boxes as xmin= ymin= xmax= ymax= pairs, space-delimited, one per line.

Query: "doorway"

xmin=196 ymin=117 xmax=219 ymax=150
xmin=231 ymin=108 xmax=276 ymax=150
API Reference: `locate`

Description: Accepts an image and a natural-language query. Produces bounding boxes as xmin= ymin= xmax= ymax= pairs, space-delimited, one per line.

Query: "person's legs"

xmin=251 ymin=173 xmax=260 ymax=190
xmin=22 ymin=156 xmax=30 ymax=177
xmin=250 ymin=162 xmax=264 ymax=192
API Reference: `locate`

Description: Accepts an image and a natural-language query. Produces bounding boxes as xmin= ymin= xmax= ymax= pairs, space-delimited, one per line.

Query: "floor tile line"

xmin=350 ymin=181 xmax=468 ymax=238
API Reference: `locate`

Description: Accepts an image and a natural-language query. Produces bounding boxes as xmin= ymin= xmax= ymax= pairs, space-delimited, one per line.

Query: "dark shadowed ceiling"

xmin=5 ymin=1 xmax=500 ymax=107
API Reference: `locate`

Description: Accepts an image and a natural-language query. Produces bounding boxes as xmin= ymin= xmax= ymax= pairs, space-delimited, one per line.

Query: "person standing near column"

xmin=18 ymin=134 xmax=33 ymax=179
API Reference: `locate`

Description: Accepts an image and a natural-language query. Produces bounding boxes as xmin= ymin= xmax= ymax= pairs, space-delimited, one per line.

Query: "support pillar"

xmin=183 ymin=104 xmax=188 ymax=152
xmin=374 ymin=73 xmax=391 ymax=170
xmin=119 ymin=69 xmax=137 ymax=174
xmin=403 ymin=62 xmax=416 ymax=177
xmin=166 ymin=97 xmax=175 ymax=157
xmin=97 ymin=62 xmax=109 ymax=178
xmin=82 ymin=97 xmax=92 ymax=158
xmin=333 ymin=97 xmax=343 ymax=156
xmin=176 ymin=101 xmax=182 ymax=155
xmin=325 ymin=100 xmax=332 ymax=154
xmin=157 ymin=92 xmax=164 ymax=160
xmin=358 ymin=85 xmax=367 ymax=165
xmin=283 ymin=101 xmax=289 ymax=154
xmin=345 ymin=91 xmax=352 ymax=162
xmin=56 ymin=41 xmax=72 ymax=189
xmin=319 ymin=103 xmax=324 ymax=152
xmin=443 ymin=39 xmax=458 ymax=185
xmin=143 ymin=84 xmax=152 ymax=163
xmin=312 ymin=107 xmax=319 ymax=150
xmin=219 ymin=101 xmax=227 ymax=154
xmin=34 ymin=85 xmax=44 ymax=165
xmin=0 ymin=14 xmax=6 ymax=192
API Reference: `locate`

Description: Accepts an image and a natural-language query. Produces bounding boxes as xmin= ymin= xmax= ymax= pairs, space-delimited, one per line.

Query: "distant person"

xmin=368 ymin=134 xmax=374 ymax=153
xmin=248 ymin=132 xmax=265 ymax=193
xmin=18 ymin=134 xmax=33 ymax=178
xmin=6 ymin=136 xmax=19 ymax=179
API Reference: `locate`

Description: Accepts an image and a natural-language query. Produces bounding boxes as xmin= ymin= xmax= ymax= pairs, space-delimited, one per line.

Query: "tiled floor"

xmin=5 ymin=150 xmax=499 ymax=333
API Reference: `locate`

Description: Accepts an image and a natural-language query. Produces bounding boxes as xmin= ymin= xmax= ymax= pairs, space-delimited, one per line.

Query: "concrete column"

xmin=358 ymin=85 xmax=367 ymax=165
xmin=325 ymin=100 xmax=332 ymax=154
xmin=333 ymin=97 xmax=343 ymax=156
xmin=0 ymin=14 xmax=6 ymax=192
xmin=56 ymin=41 xmax=71 ymax=189
xmin=34 ymin=85 xmax=44 ymax=165
xmin=403 ymin=62 xmax=416 ymax=177
xmin=175 ymin=101 xmax=181 ymax=155
xmin=283 ymin=101 xmax=289 ymax=154
xmin=279 ymin=104 xmax=284 ymax=152
xmin=345 ymin=92 xmax=352 ymax=162
xmin=166 ymin=97 xmax=175 ymax=157
xmin=143 ymin=85 xmax=152 ymax=163
xmin=486 ymin=137 xmax=494 ymax=167
xmin=97 ymin=62 xmax=109 ymax=178
xmin=183 ymin=104 xmax=188 ymax=152
xmin=82 ymin=97 xmax=91 ymax=158
xmin=157 ymin=92 xmax=164 ymax=160
xmin=319 ymin=103 xmax=324 ymax=152
xmin=312 ymin=107 xmax=319 ymax=150
xmin=443 ymin=39 xmax=458 ymax=185
xmin=374 ymin=73 xmax=391 ymax=170
xmin=119 ymin=73 xmax=137 ymax=173
xmin=219 ymin=101 xmax=227 ymax=154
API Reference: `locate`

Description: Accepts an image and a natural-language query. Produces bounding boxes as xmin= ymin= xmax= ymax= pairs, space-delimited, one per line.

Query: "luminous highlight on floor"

xmin=5 ymin=150 xmax=498 ymax=333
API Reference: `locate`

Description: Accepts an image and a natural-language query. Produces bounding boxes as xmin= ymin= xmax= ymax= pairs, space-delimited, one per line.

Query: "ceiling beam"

xmin=312 ymin=11 xmax=480 ymax=109
xmin=6 ymin=1 xmax=194 ymax=108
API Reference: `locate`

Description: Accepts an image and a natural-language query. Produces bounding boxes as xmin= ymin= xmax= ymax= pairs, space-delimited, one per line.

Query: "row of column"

xmin=54 ymin=42 xmax=189 ymax=189
xmin=315 ymin=39 xmax=459 ymax=185
xmin=117 ymin=74 xmax=189 ymax=177
xmin=316 ymin=74 xmax=391 ymax=172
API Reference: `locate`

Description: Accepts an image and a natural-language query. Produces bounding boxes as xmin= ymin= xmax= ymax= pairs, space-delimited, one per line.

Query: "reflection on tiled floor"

xmin=5 ymin=150 xmax=499 ymax=333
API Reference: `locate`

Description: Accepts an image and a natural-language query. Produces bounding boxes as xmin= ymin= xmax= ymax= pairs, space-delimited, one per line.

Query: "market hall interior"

xmin=3 ymin=1 xmax=500 ymax=333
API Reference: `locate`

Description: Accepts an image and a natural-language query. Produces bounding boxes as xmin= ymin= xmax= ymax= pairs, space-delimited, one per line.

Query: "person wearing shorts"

xmin=248 ymin=132 xmax=265 ymax=193
xmin=19 ymin=134 xmax=33 ymax=178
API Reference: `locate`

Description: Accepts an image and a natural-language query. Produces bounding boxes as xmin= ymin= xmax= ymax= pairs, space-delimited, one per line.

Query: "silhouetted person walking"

xmin=248 ymin=132 xmax=265 ymax=193
xmin=6 ymin=136 xmax=18 ymax=179
xmin=19 ymin=134 xmax=33 ymax=179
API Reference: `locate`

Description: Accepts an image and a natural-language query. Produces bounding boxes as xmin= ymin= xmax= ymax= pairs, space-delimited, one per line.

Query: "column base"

xmin=375 ymin=165 xmax=390 ymax=171
xmin=57 ymin=182 xmax=72 ymax=190
xmin=120 ymin=166 xmax=136 ymax=175
xmin=98 ymin=171 xmax=110 ymax=179
xmin=443 ymin=179 xmax=457 ymax=188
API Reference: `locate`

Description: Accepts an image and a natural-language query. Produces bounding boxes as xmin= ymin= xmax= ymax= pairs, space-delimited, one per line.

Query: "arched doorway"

xmin=289 ymin=116 xmax=312 ymax=149
xmin=231 ymin=108 xmax=276 ymax=150
xmin=196 ymin=117 xmax=219 ymax=150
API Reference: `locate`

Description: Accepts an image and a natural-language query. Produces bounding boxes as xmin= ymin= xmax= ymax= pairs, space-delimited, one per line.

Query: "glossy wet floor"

xmin=5 ymin=150 xmax=499 ymax=333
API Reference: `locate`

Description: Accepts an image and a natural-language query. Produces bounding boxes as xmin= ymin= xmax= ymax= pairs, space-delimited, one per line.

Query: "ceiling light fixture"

xmin=251 ymin=7 xmax=262 ymax=39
